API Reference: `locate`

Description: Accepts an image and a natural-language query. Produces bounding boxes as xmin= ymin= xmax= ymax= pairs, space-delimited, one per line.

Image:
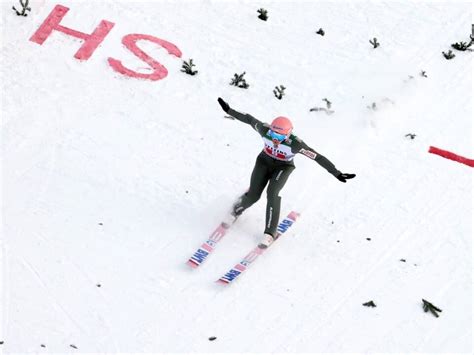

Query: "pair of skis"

xmin=186 ymin=211 xmax=300 ymax=285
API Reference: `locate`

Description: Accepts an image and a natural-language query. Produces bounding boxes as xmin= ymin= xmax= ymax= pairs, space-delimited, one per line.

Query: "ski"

xmin=216 ymin=211 xmax=300 ymax=285
xmin=186 ymin=219 xmax=236 ymax=269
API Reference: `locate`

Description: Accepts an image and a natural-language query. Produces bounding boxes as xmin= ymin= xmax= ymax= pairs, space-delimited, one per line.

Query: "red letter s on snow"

xmin=108 ymin=34 xmax=182 ymax=81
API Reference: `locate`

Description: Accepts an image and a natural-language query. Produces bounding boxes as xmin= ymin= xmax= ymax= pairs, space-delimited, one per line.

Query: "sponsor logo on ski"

xmin=277 ymin=218 xmax=294 ymax=233
xmin=217 ymin=211 xmax=299 ymax=284
xmin=222 ymin=269 xmax=241 ymax=282
xmin=191 ymin=248 xmax=209 ymax=264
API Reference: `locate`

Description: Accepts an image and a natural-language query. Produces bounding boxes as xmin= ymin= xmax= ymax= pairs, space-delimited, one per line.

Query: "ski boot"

xmin=222 ymin=202 xmax=243 ymax=227
xmin=258 ymin=233 xmax=275 ymax=249
xmin=222 ymin=198 xmax=244 ymax=227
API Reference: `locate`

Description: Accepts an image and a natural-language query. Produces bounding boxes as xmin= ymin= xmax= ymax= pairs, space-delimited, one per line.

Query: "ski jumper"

xmin=228 ymin=108 xmax=342 ymax=237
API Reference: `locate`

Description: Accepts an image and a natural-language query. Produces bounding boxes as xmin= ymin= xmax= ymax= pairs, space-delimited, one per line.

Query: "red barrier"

xmin=428 ymin=146 xmax=474 ymax=167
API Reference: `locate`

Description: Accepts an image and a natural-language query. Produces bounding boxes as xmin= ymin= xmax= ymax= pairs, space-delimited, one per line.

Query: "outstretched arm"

xmin=217 ymin=97 xmax=265 ymax=132
xmin=296 ymin=138 xmax=356 ymax=183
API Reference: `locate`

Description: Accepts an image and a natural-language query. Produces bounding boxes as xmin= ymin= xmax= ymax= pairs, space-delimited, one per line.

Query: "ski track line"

xmin=34 ymin=116 xmax=60 ymax=207
xmin=273 ymin=168 xmax=453 ymax=352
xmin=17 ymin=256 xmax=88 ymax=336
xmin=1 ymin=244 xmax=11 ymax=348
xmin=68 ymin=259 xmax=120 ymax=352
xmin=27 ymin=148 xmax=59 ymax=245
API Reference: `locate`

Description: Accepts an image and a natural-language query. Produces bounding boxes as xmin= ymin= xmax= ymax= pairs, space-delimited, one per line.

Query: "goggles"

xmin=269 ymin=130 xmax=287 ymax=141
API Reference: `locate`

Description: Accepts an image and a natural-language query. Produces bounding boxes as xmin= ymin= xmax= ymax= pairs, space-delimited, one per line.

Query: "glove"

xmin=336 ymin=173 xmax=356 ymax=183
xmin=217 ymin=97 xmax=230 ymax=113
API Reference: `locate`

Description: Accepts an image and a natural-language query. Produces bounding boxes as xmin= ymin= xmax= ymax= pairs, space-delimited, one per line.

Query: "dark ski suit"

xmin=228 ymin=108 xmax=342 ymax=237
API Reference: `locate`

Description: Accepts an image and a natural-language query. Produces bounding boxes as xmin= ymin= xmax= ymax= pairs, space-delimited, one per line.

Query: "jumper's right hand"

xmin=217 ymin=97 xmax=230 ymax=113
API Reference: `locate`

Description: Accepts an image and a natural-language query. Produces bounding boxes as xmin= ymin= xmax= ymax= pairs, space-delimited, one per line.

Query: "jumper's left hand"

xmin=336 ymin=173 xmax=356 ymax=183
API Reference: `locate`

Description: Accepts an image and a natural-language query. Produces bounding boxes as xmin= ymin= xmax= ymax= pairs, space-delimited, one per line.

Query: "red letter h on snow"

xmin=29 ymin=4 xmax=115 ymax=60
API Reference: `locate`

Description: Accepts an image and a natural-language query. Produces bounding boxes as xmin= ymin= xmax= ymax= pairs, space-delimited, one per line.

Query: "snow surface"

xmin=1 ymin=0 xmax=473 ymax=353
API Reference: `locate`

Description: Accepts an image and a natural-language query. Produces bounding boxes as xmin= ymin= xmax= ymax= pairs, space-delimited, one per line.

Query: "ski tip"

xmin=215 ymin=279 xmax=229 ymax=286
xmin=289 ymin=211 xmax=300 ymax=219
xmin=186 ymin=260 xmax=200 ymax=269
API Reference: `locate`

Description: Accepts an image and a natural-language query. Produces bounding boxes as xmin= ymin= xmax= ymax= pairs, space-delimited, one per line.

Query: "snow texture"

xmin=1 ymin=0 xmax=472 ymax=353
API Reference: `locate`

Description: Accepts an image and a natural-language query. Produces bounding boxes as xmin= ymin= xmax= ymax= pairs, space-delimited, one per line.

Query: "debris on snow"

xmin=322 ymin=98 xmax=332 ymax=109
xmin=12 ymin=0 xmax=31 ymax=16
xmin=367 ymin=102 xmax=377 ymax=111
xmin=451 ymin=40 xmax=473 ymax=51
xmin=230 ymin=72 xmax=250 ymax=89
xmin=181 ymin=59 xmax=198 ymax=76
xmin=310 ymin=107 xmax=334 ymax=115
xmin=403 ymin=75 xmax=415 ymax=83
xmin=442 ymin=50 xmax=455 ymax=59
xmin=310 ymin=99 xmax=334 ymax=115
xmin=257 ymin=8 xmax=268 ymax=21
xmin=422 ymin=299 xmax=442 ymax=318
xmin=273 ymin=85 xmax=286 ymax=100
xmin=369 ymin=37 xmax=380 ymax=48
xmin=363 ymin=301 xmax=377 ymax=307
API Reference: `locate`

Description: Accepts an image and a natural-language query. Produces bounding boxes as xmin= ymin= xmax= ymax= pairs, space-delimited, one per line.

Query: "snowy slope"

xmin=1 ymin=0 xmax=472 ymax=353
